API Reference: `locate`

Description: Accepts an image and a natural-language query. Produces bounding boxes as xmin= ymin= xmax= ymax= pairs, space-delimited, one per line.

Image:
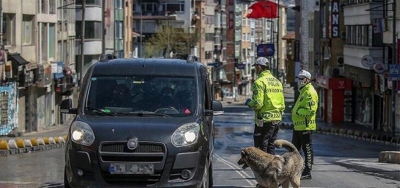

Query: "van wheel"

xmin=64 ymin=168 xmax=71 ymax=188
xmin=202 ymin=158 xmax=212 ymax=188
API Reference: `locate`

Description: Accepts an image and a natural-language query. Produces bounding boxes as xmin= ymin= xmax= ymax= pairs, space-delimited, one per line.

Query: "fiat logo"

xmin=127 ymin=138 xmax=138 ymax=150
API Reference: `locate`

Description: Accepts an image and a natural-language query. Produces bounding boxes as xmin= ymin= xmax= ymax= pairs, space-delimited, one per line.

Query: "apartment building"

xmin=76 ymin=0 xmax=131 ymax=81
xmin=133 ymin=0 xmax=196 ymax=57
xmin=0 ymin=0 xmax=76 ymax=135
xmin=304 ymin=0 xmax=399 ymax=136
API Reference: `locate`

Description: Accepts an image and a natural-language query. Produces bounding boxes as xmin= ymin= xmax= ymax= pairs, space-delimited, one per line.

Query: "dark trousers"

xmin=292 ymin=130 xmax=313 ymax=173
xmin=253 ymin=122 xmax=280 ymax=155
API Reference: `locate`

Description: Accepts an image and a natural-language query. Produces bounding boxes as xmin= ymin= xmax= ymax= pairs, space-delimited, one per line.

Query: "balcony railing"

xmin=133 ymin=11 xmax=182 ymax=16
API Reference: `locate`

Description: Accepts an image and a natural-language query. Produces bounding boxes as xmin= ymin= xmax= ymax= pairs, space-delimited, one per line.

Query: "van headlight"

xmin=71 ymin=121 xmax=95 ymax=146
xmin=171 ymin=123 xmax=200 ymax=147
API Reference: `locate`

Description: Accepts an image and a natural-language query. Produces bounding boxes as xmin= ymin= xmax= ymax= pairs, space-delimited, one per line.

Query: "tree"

xmin=144 ymin=26 xmax=201 ymax=59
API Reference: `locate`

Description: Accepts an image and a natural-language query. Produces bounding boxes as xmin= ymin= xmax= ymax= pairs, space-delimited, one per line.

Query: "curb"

xmin=280 ymin=122 xmax=400 ymax=164
xmin=280 ymin=122 xmax=400 ymax=146
xmin=0 ymin=135 xmax=67 ymax=156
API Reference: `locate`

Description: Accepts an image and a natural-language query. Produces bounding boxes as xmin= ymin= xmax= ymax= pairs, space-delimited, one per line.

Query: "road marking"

xmin=214 ymin=154 xmax=257 ymax=186
xmin=0 ymin=181 xmax=40 ymax=184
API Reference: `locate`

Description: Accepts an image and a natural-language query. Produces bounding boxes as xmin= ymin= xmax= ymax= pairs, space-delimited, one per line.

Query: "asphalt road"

xmin=0 ymin=103 xmax=399 ymax=188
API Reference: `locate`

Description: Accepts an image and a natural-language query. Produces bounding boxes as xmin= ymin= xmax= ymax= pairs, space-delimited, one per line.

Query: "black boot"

xmin=301 ymin=169 xmax=312 ymax=180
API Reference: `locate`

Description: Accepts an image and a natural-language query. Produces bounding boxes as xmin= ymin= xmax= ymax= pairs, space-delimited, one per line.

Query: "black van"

xmin=60 ymin=58 xmax=224 ymax=188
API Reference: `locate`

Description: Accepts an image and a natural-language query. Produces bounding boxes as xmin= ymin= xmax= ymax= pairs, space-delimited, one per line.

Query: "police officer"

xmin=292 ymin=70 xmax=318 ymax=180
xmin=245 ymin=57 xmax=285 ymax=155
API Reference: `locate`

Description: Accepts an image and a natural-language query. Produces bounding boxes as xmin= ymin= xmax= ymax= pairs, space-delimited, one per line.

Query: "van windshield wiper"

xmin=117 ymin=111 xmax=170 ymax=117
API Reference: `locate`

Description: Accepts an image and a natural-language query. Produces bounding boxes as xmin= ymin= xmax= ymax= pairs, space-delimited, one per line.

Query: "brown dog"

xmin=237 ymin=139 xmax=304 ymax=188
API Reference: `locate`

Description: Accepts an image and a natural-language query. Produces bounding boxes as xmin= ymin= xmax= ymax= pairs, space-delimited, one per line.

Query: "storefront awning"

xmin=9 ymin=53 xmax=29 ymax=66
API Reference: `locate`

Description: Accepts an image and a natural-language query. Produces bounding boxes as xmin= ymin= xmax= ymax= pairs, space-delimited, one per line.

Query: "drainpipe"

xmin=392 ymin=0 xmax=396 ymax=137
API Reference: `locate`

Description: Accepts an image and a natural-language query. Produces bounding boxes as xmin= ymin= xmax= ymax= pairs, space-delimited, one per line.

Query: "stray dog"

xmin=237 ymin=139 xmax=304 ymax=188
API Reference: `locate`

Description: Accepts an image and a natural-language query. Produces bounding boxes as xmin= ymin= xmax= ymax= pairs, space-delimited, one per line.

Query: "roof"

xmin=91 ymin=58 xmax=203 ymax=77
xmin=282 ymin=32 xmax=295 ymax=40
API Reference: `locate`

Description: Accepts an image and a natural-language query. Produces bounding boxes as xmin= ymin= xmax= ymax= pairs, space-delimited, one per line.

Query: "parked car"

xmin=61 ymin=58 xmax=224 ymax=187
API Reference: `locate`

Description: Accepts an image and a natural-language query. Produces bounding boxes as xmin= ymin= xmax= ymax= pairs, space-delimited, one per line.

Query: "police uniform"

xmin=246 ymin=58 xmax=285 ymax=155
xmin=291 ymin=70 xmax=318 ymax=179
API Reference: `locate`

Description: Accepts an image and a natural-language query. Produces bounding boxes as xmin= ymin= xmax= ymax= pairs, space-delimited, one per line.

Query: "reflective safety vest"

xmin=292 ymin=83 xmax=318 ymax=131
xmin=248 ymin=70 xmax=285 ymax=122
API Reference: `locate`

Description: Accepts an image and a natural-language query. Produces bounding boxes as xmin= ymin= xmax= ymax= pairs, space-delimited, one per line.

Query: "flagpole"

xmin=277 ymin=0 xmax=280 ymax=80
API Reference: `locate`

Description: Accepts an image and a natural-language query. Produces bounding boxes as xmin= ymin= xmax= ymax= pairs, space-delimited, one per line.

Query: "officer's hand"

xmin=245 ymin=98 xmax=251 ymax=106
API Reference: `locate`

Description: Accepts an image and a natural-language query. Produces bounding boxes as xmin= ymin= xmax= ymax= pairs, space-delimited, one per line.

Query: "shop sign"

xmin=316 ymin=75 xmax=328 ymax=88
xmin=331 ymin=0 xmax=340 ymax=38
xmin=389 ymin=64 xmax=400 ymax=81
xmin=257 ymin=44 xmax=275 ymax=57
xmin=329 ymin=77 xmax=351 ymax=90
xmin=373 ymin=62 xmax=385 ymax=74
xmin=361 ymin=55 xmax=374 ymax=68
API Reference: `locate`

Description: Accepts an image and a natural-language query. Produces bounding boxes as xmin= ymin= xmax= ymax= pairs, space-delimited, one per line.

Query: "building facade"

xmin=0 ymin=0 xmax=76 ymax=135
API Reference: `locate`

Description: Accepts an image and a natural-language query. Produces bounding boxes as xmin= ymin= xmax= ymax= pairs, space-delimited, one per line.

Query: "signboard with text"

xmin=257 ymin=44 xmax=275 ymax=57
xmin=389 ymin=64 xmax=400 ymax=81
xmin=331 ymin=0 xmax=340 ymax=38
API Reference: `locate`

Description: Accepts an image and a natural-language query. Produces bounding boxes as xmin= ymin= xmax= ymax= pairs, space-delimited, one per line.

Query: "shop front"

xmin=316 ymin=75 xmax=352 ymax=123
xmin=344 ymin=65 xmax=374 ymax=128
xmin=7 ymin=53 xmax=37 ymax=133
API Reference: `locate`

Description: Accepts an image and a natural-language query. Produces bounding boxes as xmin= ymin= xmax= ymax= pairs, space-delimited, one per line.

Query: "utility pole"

xmin=101 ymin=0 xmax=105 ymax=54
xmin=0 ymin=0 xmax=3 ymax=53
xmin=140 ymin=0 xmax=143 ymax=58
xmin=392 ymin=0 xmax=397 ymax=137
xmin=80 ymin=0 xmax=85 ymax=86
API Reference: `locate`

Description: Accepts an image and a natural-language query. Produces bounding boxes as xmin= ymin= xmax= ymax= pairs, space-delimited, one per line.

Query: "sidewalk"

xmin=0 ymin=121 xmax=71 ymax=156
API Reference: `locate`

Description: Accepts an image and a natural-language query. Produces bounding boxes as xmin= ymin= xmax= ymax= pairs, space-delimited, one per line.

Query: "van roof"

xmin=91 ymin=58 xmax=203 ymax=77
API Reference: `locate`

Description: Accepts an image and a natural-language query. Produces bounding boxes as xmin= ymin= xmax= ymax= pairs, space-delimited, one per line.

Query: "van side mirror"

xmin=205 ymin=101 xmax=224 ymax=116
xmin=60 ymin=99 xmax=77 ymax=114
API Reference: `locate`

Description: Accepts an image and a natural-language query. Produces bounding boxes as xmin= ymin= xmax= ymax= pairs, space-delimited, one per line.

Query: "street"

xmin=0 ymin=104 xmax=399 ymax=188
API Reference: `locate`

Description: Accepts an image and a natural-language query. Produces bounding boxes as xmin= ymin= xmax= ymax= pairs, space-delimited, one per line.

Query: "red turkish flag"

xmin=246 ymin=0 xmax=278 ymax=19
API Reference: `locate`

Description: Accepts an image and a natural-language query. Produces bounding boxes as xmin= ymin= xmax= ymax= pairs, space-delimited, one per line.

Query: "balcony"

xmin=133 ymin=11 xmax=178 ymax=20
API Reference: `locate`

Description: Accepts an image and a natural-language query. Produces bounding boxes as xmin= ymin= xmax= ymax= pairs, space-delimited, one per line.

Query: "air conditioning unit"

xmin=341 ymin=31 xmax=346 ymax=39
xmin=332 ymin=67 xmax=344 ymax=77
xmin=337 ymin=56 xmax=344 ymax=66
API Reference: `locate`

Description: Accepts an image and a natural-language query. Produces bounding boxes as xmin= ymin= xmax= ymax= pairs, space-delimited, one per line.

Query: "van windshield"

xmin=85 ymin=76 xmax=197 ymax=117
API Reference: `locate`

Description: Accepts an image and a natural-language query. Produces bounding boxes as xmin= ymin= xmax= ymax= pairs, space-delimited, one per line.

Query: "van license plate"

xmin=109 ymin=163 xmax=154 ymax=174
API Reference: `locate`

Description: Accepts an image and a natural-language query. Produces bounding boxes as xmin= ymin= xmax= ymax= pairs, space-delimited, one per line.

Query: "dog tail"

xmin=274 ymin=139 xmax=299 ymax=153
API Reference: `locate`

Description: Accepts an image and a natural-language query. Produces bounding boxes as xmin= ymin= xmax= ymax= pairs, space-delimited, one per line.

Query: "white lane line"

xmin=0 ymin=181 xmax=40 ymax=184
xmin=214 ymin=154 xmax=257 ymax=186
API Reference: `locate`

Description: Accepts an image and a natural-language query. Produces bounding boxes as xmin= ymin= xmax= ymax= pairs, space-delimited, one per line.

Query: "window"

xmin=76 ymin=21 xmax=102 ymax=39
xmin=49 ymin=23 xmax=55 ymax=58
xmin=57 ymin=41 xmax=62 ymax=60
xmin=76 ymin=0 xmax=101 ymax=5
xmin=205 ymin=33 xmax=214 ymax=41
xmin=166 ymin=1 xmax=185 ymax=12
xmin=41 ymin=23 xmax=48 ymax=61
xmin=85 ymin=76 xmax=197 ymax=116
xmin=22 ymin=15 xmax=34 ymax=45
xmin=3 ymin=13 xmax=16 ymax=46
xmin=115 ymin=0 xmax=123 ymax=9
xmin=49 ymin=0 xmax=56 ymax=14
xmin=41 ymin=0 xmax=48 ymax=14
xmin=115 ymin=21 xmax=123 ymax=39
